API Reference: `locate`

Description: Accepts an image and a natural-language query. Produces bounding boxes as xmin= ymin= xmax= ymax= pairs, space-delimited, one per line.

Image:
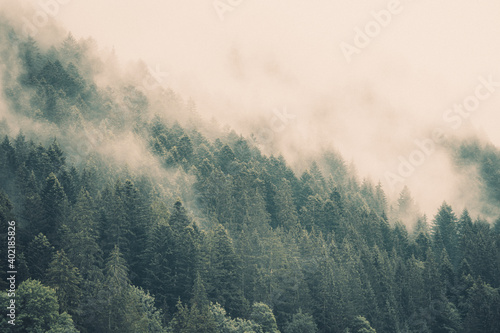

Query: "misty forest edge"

xmin=0 ymin=16 xmax=500 ymax=333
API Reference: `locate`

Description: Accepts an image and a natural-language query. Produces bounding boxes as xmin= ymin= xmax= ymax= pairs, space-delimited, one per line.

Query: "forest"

xmin=0 ymin=18 xmax=500 ymax=333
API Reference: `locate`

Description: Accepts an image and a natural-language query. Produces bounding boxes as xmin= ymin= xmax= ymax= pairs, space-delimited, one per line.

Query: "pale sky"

xmin=53 ymin=0 xmax=500 ymax=141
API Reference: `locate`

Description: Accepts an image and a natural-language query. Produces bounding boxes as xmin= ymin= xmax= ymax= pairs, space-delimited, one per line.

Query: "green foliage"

xmin=46 ymin=250 xmax=83 ymax=316
xmin=96 ymin=245 xmax=166 ymax=332
xmin=169 ymin=299 xmax=217 ymax=333
xmin=46 ymin=312 xmax=79 ymax=333
xmin=433 ymin=202 xmax=459 ymax=265
xmin=130 ymin=286 xmax=165 ymax=333
xmin=283 ymin=309 xmax=318 ymax=333
xmin=41 ymin=173 xmax=68 ymax=244
xmin=462 ymin=279 xmax=500 ymax=333
xmin=13 ymin=279 xmax=78 ymax=333
xmin=207 ymin=224 xmax=246 ymax=317
xmin=273 ymin=178 xmax=299 ymax=230
xmin=211 ymin=302 xmax=262 ymax=333
xmin=25 ymin=233 xmax=55 ymax=282
xmin=250 ymin=302 xmax=280 ymax=333
xmin=351 ymin=315 xmax=376 ymax=333
xmin=0 ymin=24 xmax=499 ymax=333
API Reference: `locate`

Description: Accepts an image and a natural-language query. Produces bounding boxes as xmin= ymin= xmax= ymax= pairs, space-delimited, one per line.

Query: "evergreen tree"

xmin=210 ymin=302 xmax=262 ymax=333
xmin=274 ymin=178 xmax=299 ymax=230
xmin=120 ymin=179 xmax=151 ymax=284
xmin=146 ymin=200 xmax=200 ymax=314
xmin=462 ymin=279 xmax=500 ymax=333
xmin=145 ymin=220 xmax=175 ymax=312
xmin=0 ymin=191 xmax=14 ymax=290
xmin=100 ymin=181 xmax=129 ymax=256
xmin=283 ymin=309 xmax=318 ymax=333
xmin=207 ymin=224 xmax=246 ymax=317
xmin=169 ymin=297 xmax=217 ymax=333
xmin=65 ymin=190 xmax=103 ymax=282
xmin=351 ymin=315 xmax=376 ymax=333
xmin=25 ymin=233 xmax=55 ymax=282
xmin=250 ymin=302 xmax=280 ymax=333
xmin=41 ymin=173 xmax=68 ymax=244
xmin=130 ymin=286 xmax=165 ymax=333
xmin=46 ymin=250 xmax=83 ymax=316
xmin=1 ymin=27 xmax=500 ymax=333
xmin=439 ymin=249 xmax=455 ymax=298
xmin=9 ymin=279 xmax=78 ymax=333
xmin=98 ymin=245 xmax=145 ymax=332
xmin=432 ymin=202 xmax=459 ymax=266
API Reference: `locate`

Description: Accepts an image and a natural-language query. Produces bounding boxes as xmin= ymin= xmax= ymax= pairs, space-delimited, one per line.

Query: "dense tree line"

xmin=0 ymin=21 xmax=500 ymax=332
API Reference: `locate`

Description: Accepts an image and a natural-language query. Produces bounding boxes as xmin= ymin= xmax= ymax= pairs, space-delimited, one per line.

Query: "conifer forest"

xmin=0 ymin=2 xmax=500 ymax=332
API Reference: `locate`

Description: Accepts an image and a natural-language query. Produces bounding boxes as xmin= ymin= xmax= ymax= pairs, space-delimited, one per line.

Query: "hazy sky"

xmin=4 ymin=0 xmax=500 ymax=215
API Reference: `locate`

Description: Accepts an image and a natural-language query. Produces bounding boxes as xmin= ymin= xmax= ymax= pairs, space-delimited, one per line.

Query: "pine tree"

xmin=429 ymin=297 xmax=462 ymax=333
xmin=58 ymin=167 xmax=77 ymax=204
xmin=25 ymin=233 xmax=55 ymax=282
xmin=462 ymin=279 xmax=500 ymax=333
xmin=432 ymin=202 xmax=458 ymax=266
xmin=105 ymin=245 xmax=130 ymax=292
xmin=242 ymin=189 xmax=272 ymax=232
xmin=100 ymin=245 xmax=145 ymax=332
xmin=100 ymin=181 xmax=129 ymax=256
xmin=217 ymin=144 xmax=236 ymax=174
xmin=169 ymin=295 xmax=217 ymax=333
xmin=397 ymin=186 xmax=413 ymax=215
xmin=145 ymin=220 xmax=175 ymax=312
xmin=311 ymin=252 xmax=342 ymax=332
xmin=274 ymin=178 xmax=299 ymax=230
xmin=0 ymin=191 xmax=14 ymax=290
xmin=18 ymin=170 xmax=43 ymax=240
xmin=207 ymin=224 xmax=246 ymax=317
xmin=120 ymin=179 xmax=151 ymax=284
xmin=65 ymin=190 xmax=103 ymax=282
xmin=439 ymin=249 xmax=455 ymax=298
xmin=169 ymin=300 xmax=190 ymax=333
xmin=284 ymin=309 xmax=318 ymax=333
xmin=0 ymin=137 xmax=17 ymax=191
xmin=60 ymin=33 xmax=81 ymax=64
xmin=19 ymin=36 xmax=43 ymax=83
xmin=46 ymin=250 xmax=83 ymax=316
xmin=146 ymin=201 xmax=200 ymax=314
xmin=374 ymin=182 xmax=388 ymax=216
xmin=351 ymin=315 xmax=377 ymax=333
xmin=250 ymin=302 xmax=280 ymax=333
xmin=12 ymin=279 xmax=78 ymax=333
xmin=235 ymin=226 xmax=261 ymax=306
xmin=457 ymin=209 xmax=473 ymax=240
xmin=41 ymin=173 xmax=68 ymax=245
xmin=423 ymin=247 xmax=441 ymax=303
xmin=130 ymin=286 xmax=165 ymax=333
xmin=46 ymin=139 xmax=65 ymax=174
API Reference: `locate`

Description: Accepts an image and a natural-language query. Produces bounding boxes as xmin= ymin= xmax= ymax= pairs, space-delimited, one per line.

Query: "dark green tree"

xmin=207 ymin=224 xmax=246 ymax=317
xmin=41 ymin=173 xmax=68 ymax=244
xmin=351 ymin=315 xmax=377 ymax=333
xmin=432 ymin=202 xmax=459 ymax=265
xmin=25 ymin=233 xmax=55 ymax=282
xmin=273 ymin=178 xmax=299 ymax=230
xmin=11 ymin=279 xmax=78 ymax=333
xmin=46 ymin=250 xmax=83 ymax=316
xmin=250 ymin=302 xmax=280 ymax=333
xmin=284 ymin=309 xmax=318 ymax=333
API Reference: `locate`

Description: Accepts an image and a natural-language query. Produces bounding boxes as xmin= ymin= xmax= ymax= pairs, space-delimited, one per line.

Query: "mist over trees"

xmin=0 ymin=17 xmax=499 ymax=333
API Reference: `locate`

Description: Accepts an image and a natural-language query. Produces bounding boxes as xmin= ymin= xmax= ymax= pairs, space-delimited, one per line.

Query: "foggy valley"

xmin=0 ymin=1 xmax=499 ymax=332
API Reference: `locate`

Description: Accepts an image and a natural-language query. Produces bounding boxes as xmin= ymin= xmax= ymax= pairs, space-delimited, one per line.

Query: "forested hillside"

xmin=0 ymin=20 xmax=499 ymax=333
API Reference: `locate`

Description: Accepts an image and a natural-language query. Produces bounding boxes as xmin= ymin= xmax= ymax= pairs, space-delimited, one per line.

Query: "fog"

xmin=2 ymin=0 xmax=500 ymax=219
